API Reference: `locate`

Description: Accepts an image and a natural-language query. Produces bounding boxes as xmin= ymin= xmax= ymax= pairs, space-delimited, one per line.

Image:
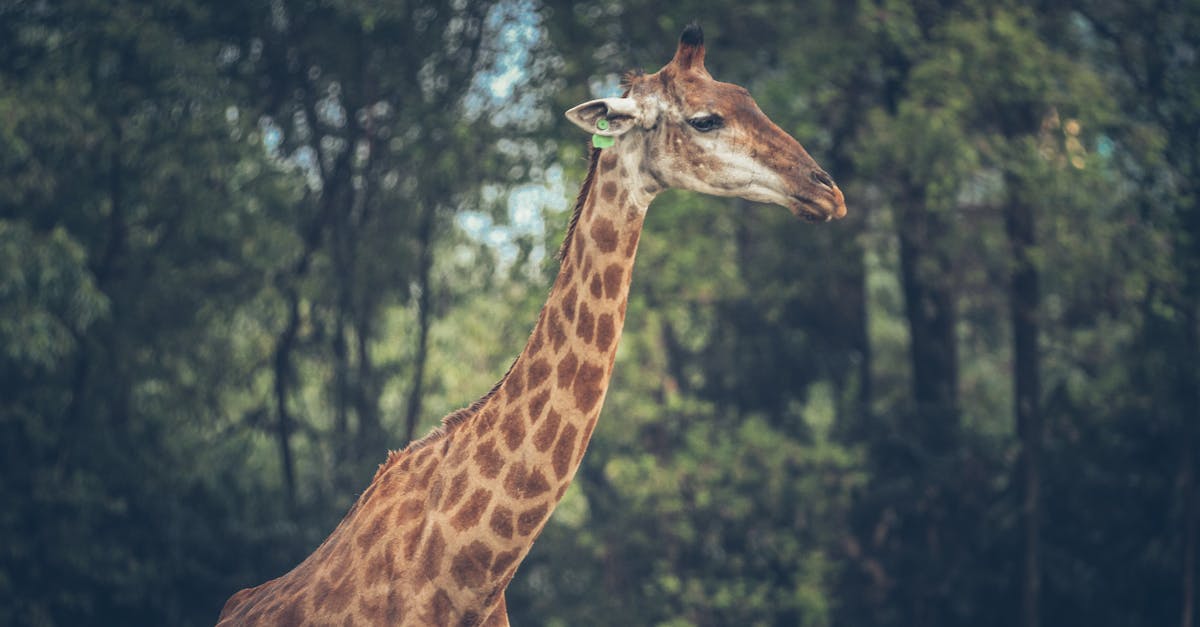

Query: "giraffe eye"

xmin=688 ymin=115 xmax=723 ymax=132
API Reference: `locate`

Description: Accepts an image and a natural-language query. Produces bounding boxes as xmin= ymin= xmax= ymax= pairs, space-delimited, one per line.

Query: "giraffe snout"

xmin=827 ymin=184 xmax=847 ymax=220
xmin=794 ymin=168 xmax=847 ymax=221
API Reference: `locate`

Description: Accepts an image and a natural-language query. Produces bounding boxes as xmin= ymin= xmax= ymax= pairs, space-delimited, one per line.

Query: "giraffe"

xmin=218 ymin=24 xmax=846 ymax=626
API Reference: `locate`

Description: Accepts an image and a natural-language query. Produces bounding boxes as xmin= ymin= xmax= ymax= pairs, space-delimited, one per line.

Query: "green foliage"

xmin=0 ymin=223 xmax=108 ymax=372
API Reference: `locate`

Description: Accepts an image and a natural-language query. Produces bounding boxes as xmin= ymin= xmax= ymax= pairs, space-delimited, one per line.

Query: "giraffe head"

xmin=566 ymin=24 xmax=847 ymax=222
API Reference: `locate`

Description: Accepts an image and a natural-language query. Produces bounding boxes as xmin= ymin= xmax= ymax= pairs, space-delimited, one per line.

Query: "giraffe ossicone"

xmin=218 ymin=23 xmax=845 ymax=627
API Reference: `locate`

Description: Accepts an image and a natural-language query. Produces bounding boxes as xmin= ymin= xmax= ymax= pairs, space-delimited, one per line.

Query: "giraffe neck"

xmin=382 ymin=144 xmax=655 ymax=621
xmin=216 ymin=145 xmax=658 ymax=626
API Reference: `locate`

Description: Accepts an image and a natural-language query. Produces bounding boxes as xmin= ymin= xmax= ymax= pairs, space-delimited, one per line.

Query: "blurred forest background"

xmin=1 ymin=0 xmax=1197 ymax=625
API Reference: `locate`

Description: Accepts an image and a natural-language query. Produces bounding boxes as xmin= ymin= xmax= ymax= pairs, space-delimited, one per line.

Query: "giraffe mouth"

xmin=789 ymin=194 xmax=832 ymax=222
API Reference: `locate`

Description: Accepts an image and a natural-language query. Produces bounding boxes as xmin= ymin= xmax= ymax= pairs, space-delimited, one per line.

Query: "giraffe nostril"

xmin=811 ymin=170 xmax=835 ymax=190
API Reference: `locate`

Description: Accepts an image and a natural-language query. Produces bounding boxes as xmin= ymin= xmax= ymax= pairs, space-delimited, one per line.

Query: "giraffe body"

xmin=218 ymin=24 xmax=845 ymax=626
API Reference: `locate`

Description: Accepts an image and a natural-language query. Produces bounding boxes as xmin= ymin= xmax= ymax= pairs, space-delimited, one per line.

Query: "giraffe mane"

xmin=556 ymin=142 xmax=602 ymax=263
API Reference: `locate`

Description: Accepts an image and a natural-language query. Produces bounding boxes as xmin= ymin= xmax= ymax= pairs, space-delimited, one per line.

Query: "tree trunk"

xmin=1177 ymin=162 xmax=1200 ymax=627
xmin=331 ymin=186 xmax=353 ymax=478
xmin=353 ymin=312 xmax=381 ymax=456
xmin=1006 ymin=188 xmax=1042 ymax=627
xmin=273 ymin=287 xmax=301 ymax=511
xmin=1179 ymin=270 xmax=1198 ymax=627
xmin=894 ymin=184 xmax=961 ymax=627
xmin=1184 ymin=422 xmax=1197 ymax=627
xmin=896 ymin=187 xmax=960 ymax=441
xmin=403 ymin=199 xmax=437 ymax=445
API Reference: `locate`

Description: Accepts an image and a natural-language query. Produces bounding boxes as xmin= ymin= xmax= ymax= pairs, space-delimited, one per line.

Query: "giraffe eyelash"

xmin=688 ymin=114 xmax=723 ymax=132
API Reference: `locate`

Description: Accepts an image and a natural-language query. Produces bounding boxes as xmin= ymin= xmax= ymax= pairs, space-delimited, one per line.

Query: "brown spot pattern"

xmin=450 ymin=541 xmax=494 ymax=589
xmin=489 ymin=506 xmax=514 ymax=539
xmin=451 ymin=489 xmax=492 ymax=531
xmin=553 ymin=424 xmax=578 ymax=479
xmin=595 ymin=313 xmax=616 ymax=352
xmin=473 ymin=408 xmax=498 ymax=438
xmin=447 ymin=440 xmax=472 ymax=468
xmin=590 ymin=273 xmax=603 ymax=298
xmin=527 ymin=358 xmax=552 ymax=389
xmin=402 ymin=524 xmax=424 ymax=560
xmin=492 ymin=548 xmax=521 ymax=577
xmin=420 ymin=528 xmax=446 ymax=581
xmin=500 ymin=409 xmax=525 ymax=451
xmin=562 ymin=286 xmax=577 ymax=322
xmin=505 ymin=364 xmax=524 ymax=399
xmin=524 ymin=468 xmax=552 ymax=498
xmin=431 ymin=589 xmax=453 ymax=625
xmin=505 ymin=462 xmax=552 ymax=499
xmin=576 ymin=303 xmax=595 ymax=344
xmin=324 ymin=542 xmax=351 ymax=585
xmin=603 ymin=264 xmax=625 ymax=299
xmin=365 ymin=548 xmax=387 ymax=583
xmin=382 ymin=540 xmax=399 ymax=579
xmin=440 ymin=469 xmax=470 ymax=512
xmin=547 ymin=308 xmax=567 ymax=351
xmin=319 ymin=571 xmax=356 ymax=614
xmin=528 ymin=388 xmax=550 ymax=424
xmin=579 ymin=415 xmax=601 ymax=464
xmin=557 ymin=352 xmax=579 ymax=389
xmin=517 ymin=503 xmax=549 ymax=536
xmin=573 ymin=361 xmax=606 ymax=413
xmin=533 ymin=409 xmax=562 ymax=452
xmin=413 ymin=463 xmax=436 ymax=492
xmin=503 ymin=462 xmax=529 ymax=498
xmin=590 ymin=217 xmax=619 ymax=253
xmin=601 ymin=181 xmax=617 ymax=201
xmin=473 ymin=438 xmax=504 ymax=479
xmin=428 ymin=475 xmax=445 ymax=510
xmin=386 ymin=588 xmax=405 ymax=622
xmin=360 ymin=592 xmax=384 ymax=622
xmin=356 ymin=507 xmax=390 ymax=550
xmin=625 ymin=231 xmax=640 ymax=257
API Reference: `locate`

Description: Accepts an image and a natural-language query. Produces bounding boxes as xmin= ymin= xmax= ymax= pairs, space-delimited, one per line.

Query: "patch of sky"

xmin=588 ymin=72 xmax=623 ymax=98
xmin=292 ymin=145 xmax=323 ymax=192
xmin=317 ymin=81 xmax=347 ymax=128
xmin=259 ymin=116 xmax=283 ymax=155
xmin=456 ymin=164 xmax=567 ymax=269
xmin=452 ymin=0 xmax=573 ymax=271
xmin=463 ymin=0 xmax=551 ymax=128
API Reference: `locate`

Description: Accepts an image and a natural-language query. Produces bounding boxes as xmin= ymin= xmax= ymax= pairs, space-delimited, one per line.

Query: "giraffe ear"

xmin=565 ymin=97 xmax=640 ymax=137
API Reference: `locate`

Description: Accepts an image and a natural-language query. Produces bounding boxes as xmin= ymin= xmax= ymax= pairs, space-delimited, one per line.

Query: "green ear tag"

xmin=592 ymin=118 xmax=614 ymax=148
